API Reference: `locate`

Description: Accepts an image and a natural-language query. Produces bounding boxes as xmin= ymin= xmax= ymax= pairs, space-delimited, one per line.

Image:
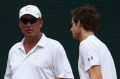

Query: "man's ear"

xmin=39 ymin=20 xmax=43 ymax=28
xmin=77 ymin=20 xmax=81 ymax=26
xmin=19 ymin=21 xmax=22 ymax=28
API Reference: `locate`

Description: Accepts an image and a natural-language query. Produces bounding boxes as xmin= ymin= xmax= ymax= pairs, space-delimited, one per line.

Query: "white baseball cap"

xmin=19 ymin=5 xmax=42 ymax=19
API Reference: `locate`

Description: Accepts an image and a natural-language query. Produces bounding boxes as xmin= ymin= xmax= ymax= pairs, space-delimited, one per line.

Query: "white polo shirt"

xmin=78 ymin=35 xmax=117 ymax=79
xmin=4 ymin=34 xmax=74 ymax=79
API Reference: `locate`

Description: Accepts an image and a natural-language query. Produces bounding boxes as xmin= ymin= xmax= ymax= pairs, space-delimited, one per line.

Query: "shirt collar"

xmin=18 ymin=33 xmax=47 ymax=49
xmin=37 ymin=33 xmax=47 ymax=47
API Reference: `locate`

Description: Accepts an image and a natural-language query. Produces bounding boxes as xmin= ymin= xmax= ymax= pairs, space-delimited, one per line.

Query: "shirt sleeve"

xmin=4 ymin=54 xmax=12 ymax=79
xmin=52 ymin=42 xmax=74 ymax=79
xmin=80 ymin=42 xmax=100 ymax=71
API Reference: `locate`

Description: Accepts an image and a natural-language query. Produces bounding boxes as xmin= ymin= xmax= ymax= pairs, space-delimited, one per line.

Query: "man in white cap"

xmin=4 ymin=5 xmax=74 ymax=79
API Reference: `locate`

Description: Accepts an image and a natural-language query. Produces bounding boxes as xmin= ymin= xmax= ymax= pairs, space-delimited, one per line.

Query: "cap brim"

xmin=19 ymin=12 xmax=39 ymax=19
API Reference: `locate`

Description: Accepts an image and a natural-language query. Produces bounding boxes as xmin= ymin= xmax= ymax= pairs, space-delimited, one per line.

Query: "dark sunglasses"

xmin=19 ymin=17 xmax=40 ymax=24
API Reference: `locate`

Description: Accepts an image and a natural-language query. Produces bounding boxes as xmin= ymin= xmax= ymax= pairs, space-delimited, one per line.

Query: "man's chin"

xmin=25 ymin=34 xmax=34 ymax=38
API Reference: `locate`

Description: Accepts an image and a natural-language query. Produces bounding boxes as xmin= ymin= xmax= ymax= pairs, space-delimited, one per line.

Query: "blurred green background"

xmin=0 ymin=0 xmax=120 ymax=79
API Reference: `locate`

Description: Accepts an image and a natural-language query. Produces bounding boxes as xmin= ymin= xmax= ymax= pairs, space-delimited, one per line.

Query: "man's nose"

xmin=26 ymin=22 xmax=32 ymax=27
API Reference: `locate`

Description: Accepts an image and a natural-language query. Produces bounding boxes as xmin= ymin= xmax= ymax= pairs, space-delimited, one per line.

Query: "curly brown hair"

xmin=71 ymin=4 xmax=100 ymax=33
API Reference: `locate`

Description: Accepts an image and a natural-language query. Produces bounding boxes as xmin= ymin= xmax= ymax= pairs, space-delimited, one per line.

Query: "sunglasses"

xmin=19 ymin=17 xmax=39 ymax=24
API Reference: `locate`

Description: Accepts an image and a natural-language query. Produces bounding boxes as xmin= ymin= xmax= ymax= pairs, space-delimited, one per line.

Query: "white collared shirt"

xmin=78 ymin=35 xmax=117 ymax=79
xmin=4 ymin=34 xmax=74 ymax=79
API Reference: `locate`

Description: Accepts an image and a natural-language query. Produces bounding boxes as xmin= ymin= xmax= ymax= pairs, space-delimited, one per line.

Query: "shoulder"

xmin=10 ymin=42 xmax=21 ymax=50
xmin=80 ymin=35 xmax=108 ymax=55
xmin=42 ymin=34 xmax=63 ymax=48
xmin=9 ymin=42 xmax=21 ymax=55
xmin=46 ymin=37 xmax=63 ymax=47
xmin=80 ymin=35 xmax=103 ymax=48
xmin=46 ymin=38 xmax=67 ymax=58
xmin=80 ymin=35 xmax=100 ymax=53
xmin=45 ymin=37 xmax=66 ymax=54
